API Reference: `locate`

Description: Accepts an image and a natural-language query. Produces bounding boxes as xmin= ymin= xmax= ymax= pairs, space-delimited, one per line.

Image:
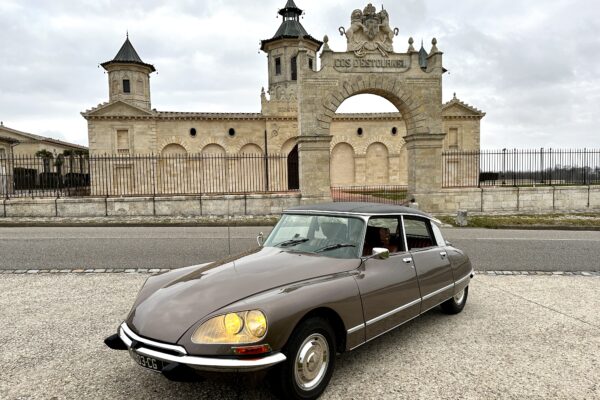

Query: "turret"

xmin=100 ymin=35 xmax=155 ymax=110
xmin=260 ymin=0 xmax=322 ymax=97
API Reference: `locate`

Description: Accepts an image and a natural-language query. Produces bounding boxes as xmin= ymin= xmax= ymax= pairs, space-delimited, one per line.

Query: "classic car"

xmin=105 ymin=203 xmax=474 ymax=399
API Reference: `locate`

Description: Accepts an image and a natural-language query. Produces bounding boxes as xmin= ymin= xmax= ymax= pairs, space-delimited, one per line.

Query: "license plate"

xmin=129 ymin=349 xmax=164 ymax=372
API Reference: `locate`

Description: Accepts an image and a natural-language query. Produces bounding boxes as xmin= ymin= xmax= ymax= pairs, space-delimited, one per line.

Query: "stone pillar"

xmin=298 ymin=135 xmax=333 ymax=204
xmin=405 ymin=133 xmax=445 ymax=208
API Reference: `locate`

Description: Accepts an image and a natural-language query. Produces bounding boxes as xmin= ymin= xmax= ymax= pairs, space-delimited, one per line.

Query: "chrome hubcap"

xmin=454 ymin=289 xmax=465 ymax=304
xmin=294 ymin=334 xmax=329 ymax=391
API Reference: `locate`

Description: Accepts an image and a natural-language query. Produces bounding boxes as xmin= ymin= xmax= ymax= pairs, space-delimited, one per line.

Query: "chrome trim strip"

xmin=422 ymin=282 xmax=455 ymax=301
xmin=120 ymin=323 xmax=187 ymax=355
xmin=366 ymin=298 xmax=421 ymax=326
xmin=350 ymin=313 xmax=421 ymax=351
xmin=455 ymin=272 xmax=472 ymax=286
xmin=135 ymin=347 xmax=287 ymax=372
xmin=347 ymin=323 xmax=365 ymax=335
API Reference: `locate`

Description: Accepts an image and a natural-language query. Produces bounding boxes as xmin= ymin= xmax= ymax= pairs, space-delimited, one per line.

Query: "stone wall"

xmin=1 ymin=193 xmax=301 ymax=218
xmin=419 ymin=186 xmax=600 ymax=213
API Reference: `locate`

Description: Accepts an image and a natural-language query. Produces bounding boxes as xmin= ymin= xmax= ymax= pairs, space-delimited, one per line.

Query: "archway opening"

xmin=331 ymin=94 xmax=408 ymax=188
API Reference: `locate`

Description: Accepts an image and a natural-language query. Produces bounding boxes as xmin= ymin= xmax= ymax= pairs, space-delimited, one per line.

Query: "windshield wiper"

xmin=274 ymin=238 xmax=309 ymax=248
xmin=315 ymin=243 xmax=356 ymax=253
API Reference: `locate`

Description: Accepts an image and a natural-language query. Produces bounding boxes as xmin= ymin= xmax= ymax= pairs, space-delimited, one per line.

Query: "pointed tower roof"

xmin=101 ymin=36 xmax=156 ymax=72
xmin=261 ymin=0 xmax=322 ymax=51
xmin=279 ymin=0 xmax=302 ymax=15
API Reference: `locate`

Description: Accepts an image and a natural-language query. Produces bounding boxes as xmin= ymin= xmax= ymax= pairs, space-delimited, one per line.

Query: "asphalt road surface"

xmin=1 ymin=274 xmax=598 ymax=399
xmin=1 ymin=226 xmax=599 ymax=271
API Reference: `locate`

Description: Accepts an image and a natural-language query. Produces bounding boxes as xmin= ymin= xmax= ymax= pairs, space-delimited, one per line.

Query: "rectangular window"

xmin=116 ymin=130 xmax=129 ymax=154
xmin=449 ymin=128 xmax=459 ymax=148
xmin=123 ymin=79 xmax=131 ymax=93
xmin=0 ymin=148 xmax=6 ymax=158
xmin=275 ymin=57 xmax=281 ymax=75
xmin=291 ymin=56 xmax=297 ymax=81
xmin=308 ymin=57 xmax=314 ymax=71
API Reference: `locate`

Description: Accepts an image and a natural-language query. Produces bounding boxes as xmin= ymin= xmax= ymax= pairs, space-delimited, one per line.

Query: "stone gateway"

xmin=83 ymin=1 xmax=485 ymax=207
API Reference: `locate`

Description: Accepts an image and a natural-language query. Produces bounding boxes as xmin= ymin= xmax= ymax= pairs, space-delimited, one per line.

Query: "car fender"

xmin=177 ymin=271 xmax=365 ymax=355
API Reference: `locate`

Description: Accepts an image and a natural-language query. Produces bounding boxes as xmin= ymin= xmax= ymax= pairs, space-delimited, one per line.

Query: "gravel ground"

xmin=1 ymin=274 xmax=598 ymax=400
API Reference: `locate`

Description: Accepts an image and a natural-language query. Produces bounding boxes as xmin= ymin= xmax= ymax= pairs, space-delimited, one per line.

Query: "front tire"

xmin=271 ymin=317 xmax=336 ymax=400
xmin=440 ymin=285 xmax=469 ymax=314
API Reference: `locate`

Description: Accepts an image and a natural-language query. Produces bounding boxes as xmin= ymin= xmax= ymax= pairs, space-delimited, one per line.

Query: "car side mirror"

xmin=372 ymin=248 xmax=390 ymax=260
xmin=257 ymin=232 xmax=264 ymax=246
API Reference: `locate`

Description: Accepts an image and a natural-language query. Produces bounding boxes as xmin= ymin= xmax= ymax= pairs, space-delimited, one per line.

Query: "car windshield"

xmin=263 ymin=214 xmax=365 ymax=259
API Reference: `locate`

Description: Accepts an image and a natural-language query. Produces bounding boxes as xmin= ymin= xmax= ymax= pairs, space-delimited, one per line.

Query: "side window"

xmin=403 ymin=217 xmax=436 ymax=250
xmin=430 ymin=223 xmax=446 ymax=247
xmin=275 ymin=57 xmax=281 ymax=75
xmin=363 ymin=217 xmax=405 ymax=256
xmin=291 ymin=56 xmax=297 ymax=81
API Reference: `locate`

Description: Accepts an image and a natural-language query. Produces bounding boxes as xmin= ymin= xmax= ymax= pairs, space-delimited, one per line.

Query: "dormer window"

xmin=123 ymin=79 xmax=131 ymax=93
xmin=291 ymin=56 xmax=297 ymax=81
xmin=275 ymin=57 xmax=282 ymax=75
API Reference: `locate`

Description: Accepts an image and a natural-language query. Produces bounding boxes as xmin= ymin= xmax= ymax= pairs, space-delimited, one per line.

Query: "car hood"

xmin=127 ymin=247 xmax=360 ymax=343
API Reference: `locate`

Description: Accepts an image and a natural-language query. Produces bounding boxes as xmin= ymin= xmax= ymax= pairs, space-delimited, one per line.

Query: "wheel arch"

xmin=289 ymin=307 xmax=348 ymax=354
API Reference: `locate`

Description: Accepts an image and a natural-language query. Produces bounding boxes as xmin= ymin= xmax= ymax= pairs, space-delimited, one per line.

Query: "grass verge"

xmin=437 ymin=213 xmax=600 ymax=229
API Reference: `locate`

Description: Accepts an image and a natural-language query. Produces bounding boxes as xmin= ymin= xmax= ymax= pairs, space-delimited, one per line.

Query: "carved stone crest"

xmin=339 ymin=3 xmax=399 ymax=58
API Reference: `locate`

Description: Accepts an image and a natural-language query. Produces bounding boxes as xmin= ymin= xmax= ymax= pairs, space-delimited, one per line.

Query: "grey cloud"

xmin=1 ymin=0 xmax=599 ymax=148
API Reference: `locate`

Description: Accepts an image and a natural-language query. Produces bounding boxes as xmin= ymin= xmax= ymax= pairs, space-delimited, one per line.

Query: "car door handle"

xmin=440 ymin=251 xmax=447 ymax=258
xmin=403 ymin=257 xmax=413 ymax=264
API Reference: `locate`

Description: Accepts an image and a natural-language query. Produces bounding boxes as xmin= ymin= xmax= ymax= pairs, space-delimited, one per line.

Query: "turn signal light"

xmin=232 ymin=344 xmax=272 ymax=356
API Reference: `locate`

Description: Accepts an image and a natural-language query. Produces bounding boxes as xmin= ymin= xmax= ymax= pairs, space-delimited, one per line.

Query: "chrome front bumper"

xmin=118 ymin=323 xmax=286 ymax=372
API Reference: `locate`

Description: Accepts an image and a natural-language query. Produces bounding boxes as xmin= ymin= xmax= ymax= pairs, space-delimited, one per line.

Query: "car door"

xmin=354 ymin=217 xmax=421 ymax=340
xmin=403 ymin=216 xmax=454 ymax=313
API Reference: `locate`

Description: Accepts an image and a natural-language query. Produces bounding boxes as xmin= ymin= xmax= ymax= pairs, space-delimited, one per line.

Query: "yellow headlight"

xmin=245 ymin=310 xmax=267 ymax=338
xmin=191 ymin=310 xmax=268 ymax=345
xmin=224 ymin=313 xmax=243 ymax=335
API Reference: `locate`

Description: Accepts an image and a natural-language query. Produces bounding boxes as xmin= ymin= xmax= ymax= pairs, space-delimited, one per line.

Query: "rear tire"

xmin=271 ymin=317 xmax=336 ymax=400
xmin=440 ymin=285 xmax=469 ymax=314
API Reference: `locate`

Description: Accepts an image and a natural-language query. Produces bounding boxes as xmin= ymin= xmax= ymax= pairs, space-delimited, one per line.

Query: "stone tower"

xmin=101 ymin=36 xmax=156 ymax=110
xmin=260 ymin=0 xmax=322 ymax=101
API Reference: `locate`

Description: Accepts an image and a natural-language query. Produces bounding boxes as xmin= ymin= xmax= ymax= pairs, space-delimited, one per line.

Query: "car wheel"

xmin=271 ymin=317 xmax=336 ymax=400
xmin=440 ymin=285 xmax=469 ymax=314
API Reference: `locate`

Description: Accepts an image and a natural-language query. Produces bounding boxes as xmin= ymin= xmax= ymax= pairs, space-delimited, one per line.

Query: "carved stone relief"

xmin=339 ymin=3 xmax=399 ymax=57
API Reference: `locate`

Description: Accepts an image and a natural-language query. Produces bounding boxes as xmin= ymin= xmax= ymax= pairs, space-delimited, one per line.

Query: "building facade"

xmin=83 ymin=1 xmax=484 ymax=200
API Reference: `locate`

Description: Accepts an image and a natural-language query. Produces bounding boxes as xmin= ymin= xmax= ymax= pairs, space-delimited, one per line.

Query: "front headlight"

xmin=191 ymin=310 xmax=268 ymax=344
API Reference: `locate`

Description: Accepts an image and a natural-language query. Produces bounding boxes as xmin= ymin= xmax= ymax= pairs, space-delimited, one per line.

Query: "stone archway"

xmin=294 ymin=9 xmax=446 ymax=204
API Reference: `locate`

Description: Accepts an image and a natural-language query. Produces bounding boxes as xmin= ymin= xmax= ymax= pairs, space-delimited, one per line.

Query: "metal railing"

xmin=443 ymin=149 xmax=600 ymax=188
xmin=331 ymin=185 xmax=409 ymax=205
xmin=1 ymin=154 xmax=297 ymax=198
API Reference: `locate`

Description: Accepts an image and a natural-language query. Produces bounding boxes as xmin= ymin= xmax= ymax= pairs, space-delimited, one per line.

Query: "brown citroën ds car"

xmin=105 ymin=203 xmax=474 ymax=399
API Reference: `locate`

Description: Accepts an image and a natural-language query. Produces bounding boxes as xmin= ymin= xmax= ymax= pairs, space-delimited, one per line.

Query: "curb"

xmin=0 ymin=269 xmax=598 ymax=276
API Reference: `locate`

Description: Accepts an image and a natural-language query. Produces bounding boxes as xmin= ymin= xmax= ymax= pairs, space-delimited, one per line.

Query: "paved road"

xmin=0 ymin=226 xmax=599 ymax=271
xmin=1 ymin=274 xmax=598 ymax=399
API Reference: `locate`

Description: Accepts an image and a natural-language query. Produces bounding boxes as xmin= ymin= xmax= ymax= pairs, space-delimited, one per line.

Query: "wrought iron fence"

xmin=443 ymin=149 xmax=600 ymax=188
xmin=1 ymin=154 xmax=297 ymax=198
xmin=331 ymin=185 xmax=409 ymax=205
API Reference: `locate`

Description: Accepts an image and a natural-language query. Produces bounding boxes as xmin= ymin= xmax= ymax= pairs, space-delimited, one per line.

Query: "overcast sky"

xmin=1 ymin=0 xmax=599 ymax=149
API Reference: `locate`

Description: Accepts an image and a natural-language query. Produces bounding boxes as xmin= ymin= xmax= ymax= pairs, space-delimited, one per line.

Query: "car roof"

xmin=284 ymin=202 xmax=432 ymax=218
